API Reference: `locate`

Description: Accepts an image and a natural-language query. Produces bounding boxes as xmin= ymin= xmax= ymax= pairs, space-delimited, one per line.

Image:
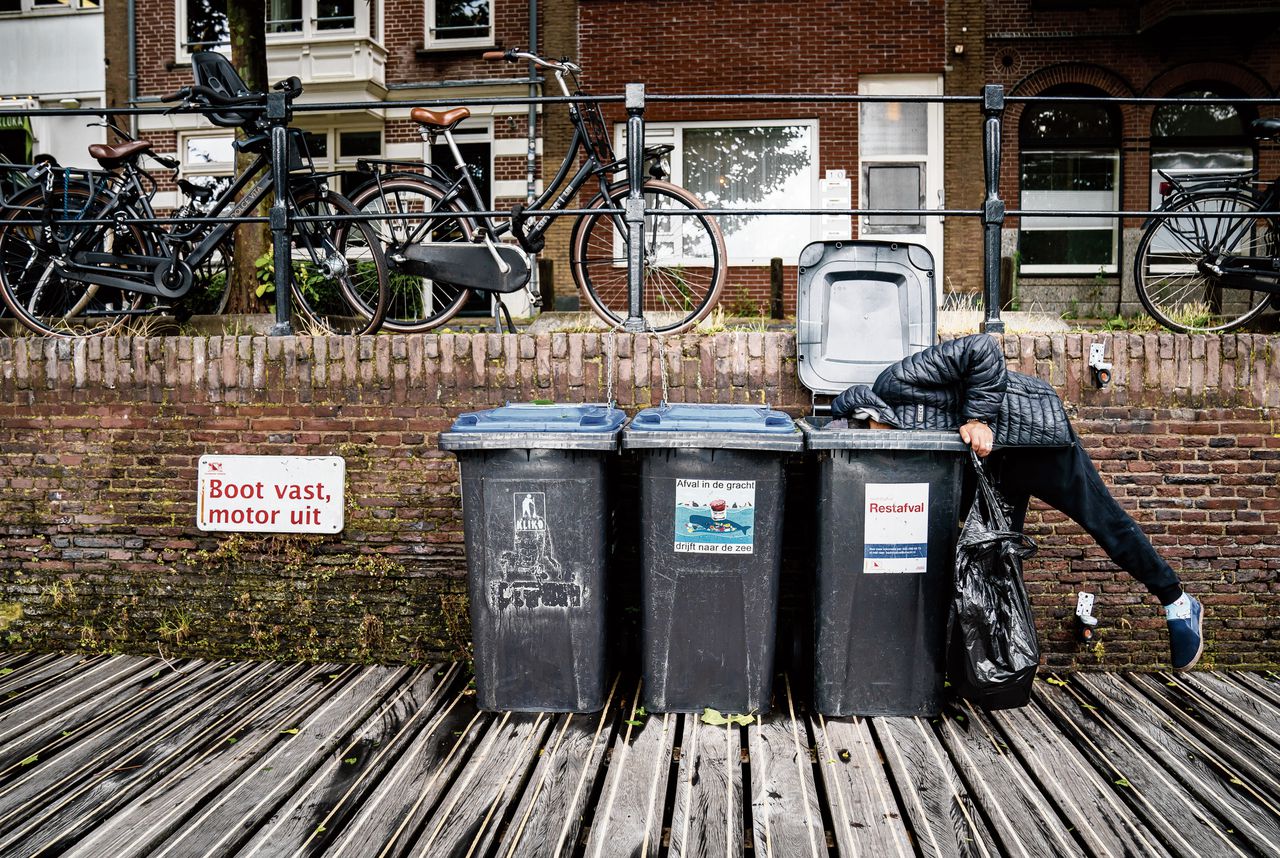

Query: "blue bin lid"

xmin=440 ymin=402 xmax=625 ymax=452
xmin=623 ymin=403 xmax=803 ymax=452
xmin=630 ymin=403 xmax=794 ymax=433
xmin=449 ymin=402 xmax=626 ymax=434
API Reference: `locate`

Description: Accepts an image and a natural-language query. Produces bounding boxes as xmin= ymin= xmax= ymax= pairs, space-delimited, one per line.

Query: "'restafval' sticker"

xmin=673 ymin=478 xmax=756 ymax=554
xmin=863 ymin=482 xmax=929 ymax=573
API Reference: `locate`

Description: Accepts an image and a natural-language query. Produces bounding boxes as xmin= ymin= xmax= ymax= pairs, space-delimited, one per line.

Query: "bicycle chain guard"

xmin=153 ymin=258 xmax=193 ymax=298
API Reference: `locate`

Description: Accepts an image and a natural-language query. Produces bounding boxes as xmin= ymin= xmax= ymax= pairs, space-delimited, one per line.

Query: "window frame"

xmin=174 ymin=0 xmax=374 ymax=63
xmin=423 ymin=0 xmax=495 ymax=51
xmin=0 ymin=0 xmax=98 ymax=15
xmin=1017 ymin=88 xmax=1122 ymax=275
xmin=614 ymin=117 xmax=820 ymax=266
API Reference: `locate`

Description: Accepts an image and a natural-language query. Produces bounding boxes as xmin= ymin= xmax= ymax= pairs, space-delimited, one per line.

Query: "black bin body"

xmin=802 ymin=420 xmax=966 ymax=717
xmin=623 ymin=404 xmax=802 ymax=714
xmin=440 ymin=403 xmax=624 ymax=712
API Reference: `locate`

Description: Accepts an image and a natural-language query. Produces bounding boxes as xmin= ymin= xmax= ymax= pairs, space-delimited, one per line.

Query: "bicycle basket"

xmin=574 ymin=98 xmax=615 ymax=163
xmin=191 ymin=51 xmax=258 ymax=129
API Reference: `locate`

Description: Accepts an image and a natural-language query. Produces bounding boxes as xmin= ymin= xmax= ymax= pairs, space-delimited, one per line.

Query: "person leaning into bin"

xmin=830 ymin=333 xmax=1204 ymax=670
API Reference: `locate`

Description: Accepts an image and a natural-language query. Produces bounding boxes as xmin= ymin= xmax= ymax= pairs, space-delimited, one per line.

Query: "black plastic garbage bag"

xmin=948 ymin=451 xmax=1040 ymax=710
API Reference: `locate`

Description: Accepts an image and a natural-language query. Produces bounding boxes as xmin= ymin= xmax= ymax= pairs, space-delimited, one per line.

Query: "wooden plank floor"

xmin=0 ymin=654 xmax=1277 ymax=857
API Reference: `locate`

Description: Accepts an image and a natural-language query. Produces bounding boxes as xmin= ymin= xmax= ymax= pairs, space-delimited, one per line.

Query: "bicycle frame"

xmin=40 ymin=148 xmax=308 ymax=301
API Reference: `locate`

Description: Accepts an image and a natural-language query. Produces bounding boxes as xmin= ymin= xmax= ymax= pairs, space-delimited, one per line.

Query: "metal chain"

xmin=650 ymin=325 xmax=670 ymax=406
xmin=604 ymin=329 xmax=616 ymax=407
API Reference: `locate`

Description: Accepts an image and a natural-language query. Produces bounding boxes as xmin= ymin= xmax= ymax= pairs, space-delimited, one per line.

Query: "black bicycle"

xmin=0 ymin=52 xmax=387 ymax=338
xmin=345 ymin=48 xmax=727 ymax=334
xmin=1133 ymin=117 xmax=1280 ymax=333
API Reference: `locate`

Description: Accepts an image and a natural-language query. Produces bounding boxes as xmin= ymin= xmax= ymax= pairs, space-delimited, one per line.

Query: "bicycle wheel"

xmin=571 ymin=179 xmax=726 ymax=334
xmin=1134 ymin=190 xmax=1273 ymax=333
xmin=170 ymin=234 xmax=233 ymax=321
xmin=345 ymin=175 xmax=474 ymax=332
xmin=0 ymin=184 xmax=147 ymax=337
xmin=288 ymin=190 xmax=388 ymax=335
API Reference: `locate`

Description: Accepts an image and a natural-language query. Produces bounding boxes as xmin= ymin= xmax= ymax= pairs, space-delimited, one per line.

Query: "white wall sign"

xmin=197 ymin=455 xmax=345 ymax=533
xmin=863 ymin=482 xmax=929 ymax=574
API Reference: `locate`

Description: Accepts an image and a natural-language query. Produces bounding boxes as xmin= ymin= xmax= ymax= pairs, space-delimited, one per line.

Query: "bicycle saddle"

xmin=87 ymin=139 xmax=152 ymax=169
xmin=410 ymin=106 xmax=470 ymax=129
xmin=1251 ymin=117 xmax=1280 ymax=140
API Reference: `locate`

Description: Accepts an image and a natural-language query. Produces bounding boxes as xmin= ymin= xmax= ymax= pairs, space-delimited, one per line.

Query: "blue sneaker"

xmin=1166 ymin=594 xmax=1204 ymax=670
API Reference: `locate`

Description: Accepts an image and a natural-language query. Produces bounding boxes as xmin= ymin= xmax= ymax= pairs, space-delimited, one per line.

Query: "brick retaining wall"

xmin=0 ymin=332 xmax=1276 ymax=670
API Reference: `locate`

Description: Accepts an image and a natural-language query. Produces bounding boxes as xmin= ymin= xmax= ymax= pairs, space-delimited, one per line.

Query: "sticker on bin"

xmin=491 ymin=490 xmax=585 ymax=610
xmin=674 ymin=479 xmax=756 ymax=554
xmin=864 ymin=483 xmax=929 ymax=574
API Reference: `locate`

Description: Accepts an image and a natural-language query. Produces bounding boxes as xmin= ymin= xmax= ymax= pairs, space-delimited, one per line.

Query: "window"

xmin=617 ymin=120 xmax=818 ymax=264
xmin=266 ymin=0 xmax=354 ymax=33
xmin=1150 ymin=85 xmax=1254 ymax=208
xmin=425 ymin=0 xmax=494 ymax=50
xmin=178 ymin=0 xmax=364 ymax=58
xmin=0 ymin=0 xmax=98 ymax=12
xmin=1018 ymin=86 xmax=1120 ymax=273
xmin=180 ymin=0 xmax=229 ymax=54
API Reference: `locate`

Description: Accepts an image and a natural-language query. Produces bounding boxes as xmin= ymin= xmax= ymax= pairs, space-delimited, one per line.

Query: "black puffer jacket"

xmin=831 ymin=334 xmax=1072 ymax=447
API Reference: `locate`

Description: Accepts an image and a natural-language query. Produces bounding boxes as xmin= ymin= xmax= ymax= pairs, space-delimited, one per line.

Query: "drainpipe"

xmin=527 ymin=0 xmax=537 ymax=207
xmin=526 ymin=0 xmax=538 ymax=309
xmin=127 ymin=0 xmax=137 ymax=135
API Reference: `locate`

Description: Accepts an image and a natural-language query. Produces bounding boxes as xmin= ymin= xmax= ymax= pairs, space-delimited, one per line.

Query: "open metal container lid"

xmin=796 ymin=240 xmax=937 ymax=395
xmin=622 ymin=403 xmax=803 ymax=452
xmin=439 ymin=402 xmax=626 ymax=451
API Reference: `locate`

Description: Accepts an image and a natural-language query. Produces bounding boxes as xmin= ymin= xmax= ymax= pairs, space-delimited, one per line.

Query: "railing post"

xmin=981 ymin=83 xmax=1006 ymax=334
xmin=267 ymin=91 xmax=293 ymax=337
xmin=623 ymin=82 xmax=647 ymax=333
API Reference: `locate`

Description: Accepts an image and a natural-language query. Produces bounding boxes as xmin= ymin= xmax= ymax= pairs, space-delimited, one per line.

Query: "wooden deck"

xmin=0 ymin=653 xmax=1277 ymax=857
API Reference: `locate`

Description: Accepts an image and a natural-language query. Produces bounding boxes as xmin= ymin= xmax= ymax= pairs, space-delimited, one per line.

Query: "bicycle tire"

xmin=343 ymin=175 xmax=475 ymax=332
xmin=179 ymin=234 xmax=234 ymax=319
xmin=1134 ymin=190 xmax=1273 ymax=334
xmin=288 ymin=190 xmax=388 ymax=335
xmin=0 ymin=183 xmax=147 ymax=337
xmin=570 ymin=179 xmax=726 ymax=334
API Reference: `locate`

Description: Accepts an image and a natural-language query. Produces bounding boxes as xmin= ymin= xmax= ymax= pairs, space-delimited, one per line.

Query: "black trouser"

xmin=980 ymin=440 xmax=1183 ymax=605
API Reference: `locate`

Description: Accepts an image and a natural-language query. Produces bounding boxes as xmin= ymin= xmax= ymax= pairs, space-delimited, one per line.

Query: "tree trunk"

xmin=225 ymin=0 xmax=270 ymax=315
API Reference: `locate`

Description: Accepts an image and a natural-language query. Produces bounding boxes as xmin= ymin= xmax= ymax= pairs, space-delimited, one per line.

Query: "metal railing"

xmin=2 ymin=85 xmax=1277 ymax=335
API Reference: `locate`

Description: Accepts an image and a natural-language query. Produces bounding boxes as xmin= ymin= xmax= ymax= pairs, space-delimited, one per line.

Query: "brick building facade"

xmin=100 ymin=1 xmax=1280 ymax=319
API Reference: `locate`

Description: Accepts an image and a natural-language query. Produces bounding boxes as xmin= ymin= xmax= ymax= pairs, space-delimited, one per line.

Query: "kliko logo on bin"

xmin=863 ymin=482 xmax=930 ymax=574
xmin=490 ymin=491 xmax=586 ymax=610
xmin=673 ymin=479 xmax=756 ymax=554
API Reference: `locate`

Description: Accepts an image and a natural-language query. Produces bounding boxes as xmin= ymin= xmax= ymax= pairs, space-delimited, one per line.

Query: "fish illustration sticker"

xmin=674 ymin=479 xmax=756 ymax=554
xmin=864 ymin=482 xmax=929 ymax=573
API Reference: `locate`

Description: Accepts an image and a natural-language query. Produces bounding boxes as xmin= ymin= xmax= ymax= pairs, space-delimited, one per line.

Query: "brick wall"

xmin=0 ymin=332 xmax=1276 ymax=671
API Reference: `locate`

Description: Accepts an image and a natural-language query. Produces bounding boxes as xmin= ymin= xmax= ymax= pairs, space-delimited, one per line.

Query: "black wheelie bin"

xmin=440 ymin=402 xmax=625 ymax=713
xmin=622 ymin=403 xmax=803 ymax=715
xmin=796 ymin=240 xmax=967 ymax=717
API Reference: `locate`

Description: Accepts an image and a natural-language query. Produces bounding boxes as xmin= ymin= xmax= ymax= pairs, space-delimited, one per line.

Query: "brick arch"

xmin=1142 ymin=62 xmax=1273 ymax=98
xmin=1005 ymin=64 xmax=1141 ymax=151
xmin=1008 ymin=63 xmax=1136 ymax=100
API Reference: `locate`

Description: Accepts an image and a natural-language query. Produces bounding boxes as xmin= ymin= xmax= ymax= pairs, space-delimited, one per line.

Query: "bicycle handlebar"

xmin=484 ymin=47 xmax=580 ymax=75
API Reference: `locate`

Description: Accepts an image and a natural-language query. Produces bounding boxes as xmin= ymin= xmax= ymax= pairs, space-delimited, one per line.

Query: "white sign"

xmin=197 ymin=455 xmax=345 ymax=533
xmin=819 ymin=173 xmax=853 ymax=241
xmin=673 ymin=478 xmax=756 ymax=554
xmin=863 ymin=482 xmax=929 ymax=574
